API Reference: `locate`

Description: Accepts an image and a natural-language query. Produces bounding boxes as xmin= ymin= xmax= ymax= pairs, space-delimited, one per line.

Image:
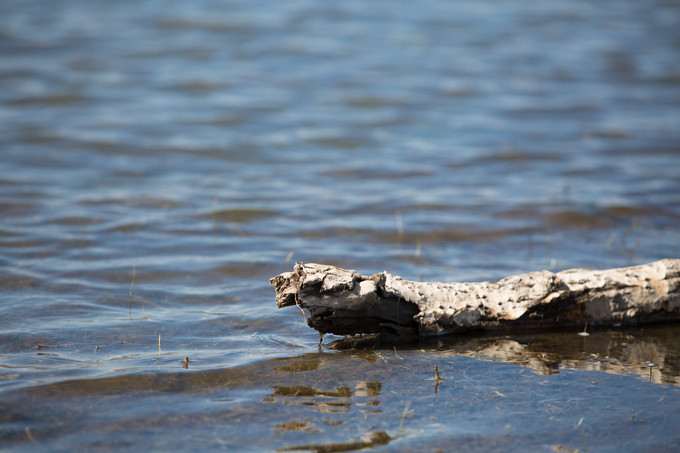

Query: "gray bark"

xmin=270 ymin=259 xmax=680 ymax=342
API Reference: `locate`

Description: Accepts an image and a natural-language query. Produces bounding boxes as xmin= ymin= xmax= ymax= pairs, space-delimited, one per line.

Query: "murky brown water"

xmin=1 ymin=0 xmax=680 ymax=451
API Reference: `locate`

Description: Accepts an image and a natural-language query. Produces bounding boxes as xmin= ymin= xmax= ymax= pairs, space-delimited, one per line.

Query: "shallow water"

xmin=1 ymin=0 xmax=680 ymax=451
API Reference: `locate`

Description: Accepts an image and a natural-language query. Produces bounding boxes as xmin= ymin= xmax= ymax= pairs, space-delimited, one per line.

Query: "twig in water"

xmin=158 ymin=334 xmax=161 ymax=358
xmin=395 ymin=209 xmax=404 ymax=238
xmin=398 ymin=401 xmax=413 ymax=432
xmin=434 ymin=365 xmax=444 ymax=394
xmin=128 ymin=264 xmax=136 ymax=319
xmin=578 ymin=321 xmax=590 ymax=336
xmin=295 ymin=293 xmax=306 ymax=322
xmin=25 ymin=427 xmax=37 ymax=443
xmin=646 ymin=354 xmax=658 ymax=383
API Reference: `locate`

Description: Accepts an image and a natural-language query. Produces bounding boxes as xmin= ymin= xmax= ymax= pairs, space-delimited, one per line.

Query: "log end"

xmin=271 ymin=262 xmax=420 ymax=340
xmin=269 ymin=271 xmax=299 ymax=308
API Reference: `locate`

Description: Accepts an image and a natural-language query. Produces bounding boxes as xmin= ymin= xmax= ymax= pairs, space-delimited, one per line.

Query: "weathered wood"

xmin=270 ymin=259 xmax=680 ymax=342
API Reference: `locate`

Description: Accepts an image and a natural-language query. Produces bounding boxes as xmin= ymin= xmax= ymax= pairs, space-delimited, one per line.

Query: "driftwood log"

xmin=270 ymin=259 xmax=680 ymax=343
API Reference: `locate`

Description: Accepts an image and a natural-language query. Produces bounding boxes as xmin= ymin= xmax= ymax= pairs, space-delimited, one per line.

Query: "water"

xmin=1 ymin=0 xmax=680 ymax=451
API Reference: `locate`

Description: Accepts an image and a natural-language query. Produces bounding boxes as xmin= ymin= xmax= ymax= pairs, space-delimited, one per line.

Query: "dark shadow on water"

xmin=276 ymin=431 xmax=392 ymax=452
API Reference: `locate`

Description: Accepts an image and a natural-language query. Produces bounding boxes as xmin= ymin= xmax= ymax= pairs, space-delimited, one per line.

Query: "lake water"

xmin=1 ymin=0 xmax=680 ymax=451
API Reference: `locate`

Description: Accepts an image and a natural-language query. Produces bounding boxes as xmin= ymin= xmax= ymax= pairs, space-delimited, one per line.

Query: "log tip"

xmin=270 ymin=271 xmax=298 ymax=308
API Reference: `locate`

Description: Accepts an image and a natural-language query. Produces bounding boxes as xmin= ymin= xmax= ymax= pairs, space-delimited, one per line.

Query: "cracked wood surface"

xmin=270 ymin=259 xmax=680 ymax=342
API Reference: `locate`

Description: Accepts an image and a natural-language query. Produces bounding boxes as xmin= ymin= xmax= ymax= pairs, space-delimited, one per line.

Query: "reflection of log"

xmin=423 ymin=327 xmax=680 ymax=385
xmin=270 ymin=259 xmax=680 ymax=342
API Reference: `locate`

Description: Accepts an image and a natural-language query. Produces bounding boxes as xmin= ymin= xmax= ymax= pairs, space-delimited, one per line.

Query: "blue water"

xmin=1 ymin=0 xmax=680 ymax=451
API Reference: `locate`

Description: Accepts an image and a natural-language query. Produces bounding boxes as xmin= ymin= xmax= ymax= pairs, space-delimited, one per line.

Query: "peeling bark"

xmin=270 ymin=259 xmax=680 ymax=342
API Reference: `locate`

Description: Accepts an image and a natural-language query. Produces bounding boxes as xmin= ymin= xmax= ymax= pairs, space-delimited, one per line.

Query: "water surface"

xmin=1 ymin=0 xmax=680 ymax=451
